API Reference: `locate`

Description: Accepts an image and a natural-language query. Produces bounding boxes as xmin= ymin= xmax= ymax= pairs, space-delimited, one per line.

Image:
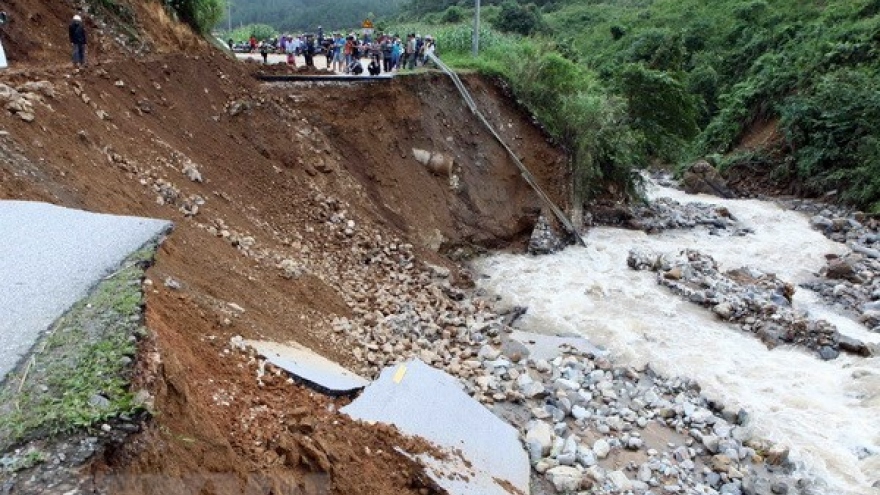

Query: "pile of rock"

xmin=516 ymin=349 xmax=795 ymax=495
xmin=529 ymin=215 xmax=566 ymax=255
xmin=628 ymin=248 xmax=873 ymax=359
xmin=0 ymin=81 xmax=55 ymax=122
xmin=591 ymin=198 xmax=750 ymax=236
xmin=797 ymin=206 xmax=880 ymax=333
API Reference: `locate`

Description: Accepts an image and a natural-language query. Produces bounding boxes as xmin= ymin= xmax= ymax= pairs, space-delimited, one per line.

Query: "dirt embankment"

xmin=0 ymin=2 xmax=571 ymax=493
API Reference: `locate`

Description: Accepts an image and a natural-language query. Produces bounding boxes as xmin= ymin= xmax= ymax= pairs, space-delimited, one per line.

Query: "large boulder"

xmin=682 ymin=160 xmax=735 ymax=198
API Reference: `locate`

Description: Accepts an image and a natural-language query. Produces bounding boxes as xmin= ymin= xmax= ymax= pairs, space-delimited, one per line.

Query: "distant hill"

xmin=224 ymin=0 xmax=406 ymax=32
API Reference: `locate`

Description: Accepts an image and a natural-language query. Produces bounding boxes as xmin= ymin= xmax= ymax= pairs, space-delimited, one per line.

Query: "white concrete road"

xmin=0 ymin=201 xmax=170 ymax=382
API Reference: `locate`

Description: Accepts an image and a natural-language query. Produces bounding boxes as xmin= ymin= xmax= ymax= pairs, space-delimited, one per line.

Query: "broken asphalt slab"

xmin=0 ymin=201 xmax=170 ymax=381
xmin=243 ymin=340 xmax=369 ymax=395
xmin=342 ymin=359 xmax=530 ymax=495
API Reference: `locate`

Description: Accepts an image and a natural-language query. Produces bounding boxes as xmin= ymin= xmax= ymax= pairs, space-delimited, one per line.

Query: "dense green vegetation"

xmin=166 ymin=0 xmax=224 ymax=33
xmin=395 ymin=0 xmax=880 ymax=210
xmin=222 ymin=0 xmax=405 ymax=33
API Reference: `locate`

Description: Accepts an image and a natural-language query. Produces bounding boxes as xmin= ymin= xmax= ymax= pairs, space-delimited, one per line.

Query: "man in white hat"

xmin=68 ymin=14 xmax=87 ymax=67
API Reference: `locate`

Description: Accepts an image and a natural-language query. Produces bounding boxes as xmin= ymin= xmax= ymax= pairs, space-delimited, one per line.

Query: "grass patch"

xmin=0 ymin=246 xmax=157 ymax=450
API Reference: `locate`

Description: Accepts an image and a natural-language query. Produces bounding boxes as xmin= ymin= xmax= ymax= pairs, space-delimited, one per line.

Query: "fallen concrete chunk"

xmin=245 ymin=340 xmax=369 ymax=395
xmin=0 ymin=201 xmax=171 ymax=381
xmin=508 ymin=330 xmax=605 ymax=361
xmin=342 ymin=359 xmax=530 ymax=495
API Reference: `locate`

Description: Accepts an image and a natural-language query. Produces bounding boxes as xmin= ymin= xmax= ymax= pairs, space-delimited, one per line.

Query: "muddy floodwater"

xmin=475 ymin=182 xmax=880 ymax=495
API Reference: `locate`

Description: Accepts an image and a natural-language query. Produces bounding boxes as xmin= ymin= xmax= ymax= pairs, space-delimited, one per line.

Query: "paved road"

xmin=0 ymin=201 xmax=170 ymax=382
xmin=235 ymin=52 xmax=393 ymax=74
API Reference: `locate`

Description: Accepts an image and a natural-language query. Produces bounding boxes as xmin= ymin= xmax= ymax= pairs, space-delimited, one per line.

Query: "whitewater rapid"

xmin=474 ymin=183 xmax=880 ymax=494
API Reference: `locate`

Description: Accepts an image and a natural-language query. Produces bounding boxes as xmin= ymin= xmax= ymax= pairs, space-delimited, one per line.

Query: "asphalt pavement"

xmin=0 ymin=201 xmax=170 ymax=382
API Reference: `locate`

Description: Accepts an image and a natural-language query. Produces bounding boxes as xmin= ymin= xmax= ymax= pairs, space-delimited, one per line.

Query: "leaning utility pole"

xmin=227 ymin=0 xmax=232 ymax=32
xmin=472 ymin=0 xmax=480 ymax=57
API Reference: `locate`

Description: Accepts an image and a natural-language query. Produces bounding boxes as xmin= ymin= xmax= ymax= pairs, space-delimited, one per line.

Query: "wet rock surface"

xmin=628 ymin=248 xmax=873 ymax=359
xmin=529 ymin=215 xmax=567 ymax=255
xmin=791 ymin=201 xmax=880 ymax=334
xmin=682 ymin=161 xmax=735 ymax=199
xmin=589 ymin=197 xmax=751 ymax=236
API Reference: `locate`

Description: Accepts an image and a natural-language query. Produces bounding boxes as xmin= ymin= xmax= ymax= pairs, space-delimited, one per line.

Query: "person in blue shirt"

xmin=332 ymin=34 xmax=345 ymax=73
xmin=391 ymin=37 xmax=403 ymax=70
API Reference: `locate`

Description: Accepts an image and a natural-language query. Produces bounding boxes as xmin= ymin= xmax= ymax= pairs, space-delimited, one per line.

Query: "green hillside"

xmin=398 ymin=0 xmax=880 ymax=210
xmin=224 ymin=0 xmax=406 ymax=32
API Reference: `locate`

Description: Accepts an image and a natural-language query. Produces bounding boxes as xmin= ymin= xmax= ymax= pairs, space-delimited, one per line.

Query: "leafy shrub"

xmin=780 ymin=68 xmax=880 ymax=209
xmin=616 ymin=63 xmax=698 ymax=162
xmin=492 ymin=1 xmax=546 ymax=36
xmin=441 ymin=5 xmax=466 ymax=24
xmin=166 ymin=0 xmax=224 ymax=34
xmin=625 ymin=28 xmax=685 ymax=71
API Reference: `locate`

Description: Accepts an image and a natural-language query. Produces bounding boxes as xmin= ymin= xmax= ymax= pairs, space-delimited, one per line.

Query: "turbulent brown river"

xmin=475 ymin=182 xmax=880 ymax=495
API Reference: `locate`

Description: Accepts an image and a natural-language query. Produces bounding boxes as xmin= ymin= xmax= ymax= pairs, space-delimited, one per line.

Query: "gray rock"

xmin=720 ymin=483 xmax=742 ymax=495
xmin=770 ymin=481 xmax=789 ymax=494
xmin=818 ymin=346 xmax=840 ymax=360
xmin=526 ymin=422 xmax=554 ymax=458
xmin=706 ymin=472 xmax=722 ymax=487
xmin=546 ymin=466 xmax=583 ymax=492
xmin=522 ymin=381 xmax=547 ymax=398
xmin=576 ymin=445 xmax=597 ymax=467
xmin=89 ymin=394 xmax=111 ymax=409
xmin=593 ymin=438 xmax=611 ymax=459
xmin=571 ymin=405 xmax=589 ymax=420
xmin=608 ymin=470 xmax=632 ymax=491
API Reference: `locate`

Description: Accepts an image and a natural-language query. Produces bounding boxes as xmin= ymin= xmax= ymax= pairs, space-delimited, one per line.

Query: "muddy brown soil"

xmin=0 ymin=1 xmax=572 ymax=493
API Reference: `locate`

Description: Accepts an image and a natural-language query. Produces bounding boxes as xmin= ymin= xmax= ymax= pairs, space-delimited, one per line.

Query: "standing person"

xmin=331 ymin=34 xmax=345 ymax=73
xmin=343 ymin=36 xmax=355 ymax=72
xmin=415 ymin=34 xmax=424 ymax=66
xmin=381 ymin=35 xmax=393 ymax=73
xmin=259 ymin=42 xmax=269 ymax=64
xmin=303 ymin=35 xmax=315 ymax=67
xmin=68 ymin=14 xmax=87 ymax=67
xmin=406 ymin=34 xmax=417 ymax=70
xmin=391 ymin=37 xmax=402 ymax=70
xmin=249 ymin=34 xmax=257 ymax=53
xmin=227 ymin=38 xmax=234 ymax=51
xmin=285 ymin=34 xmax=297 ymax=66
xmin=424 ymin=36 xmax=436 ymax=62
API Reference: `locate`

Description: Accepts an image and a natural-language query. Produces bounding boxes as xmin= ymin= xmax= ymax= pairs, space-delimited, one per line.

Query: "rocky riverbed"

xmin=220 ymin=198 xmax=807 ymax=495
xmin=791 ymin=202 xmax=880 ymax=333
xmin=627 ymin=248 xmax=875 ymax=360
xmin=589 ymin=197 xmax=752 ymax=237
xmin=193 ymin=190 xmax=807 ymax=494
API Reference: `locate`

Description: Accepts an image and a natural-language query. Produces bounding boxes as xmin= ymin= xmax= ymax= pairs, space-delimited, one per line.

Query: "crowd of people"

xmin=229 ymin=28 xmax=437 ymax=75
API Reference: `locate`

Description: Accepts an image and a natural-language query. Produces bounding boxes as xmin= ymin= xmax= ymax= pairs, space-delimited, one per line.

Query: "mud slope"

xmin=0 ymin=2 xmax=571 ymax=494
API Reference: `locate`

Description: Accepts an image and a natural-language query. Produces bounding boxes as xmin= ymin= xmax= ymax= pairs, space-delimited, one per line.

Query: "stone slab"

xmin=0 ymin=201 xmax=170 ymax=381
xmin=245 ymin=340 xmax=369 ymax=395
xmin=508 ymin=330 xmax=606 ymax=361
xmin=342 ymin=359 xmax=530 ymax=495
